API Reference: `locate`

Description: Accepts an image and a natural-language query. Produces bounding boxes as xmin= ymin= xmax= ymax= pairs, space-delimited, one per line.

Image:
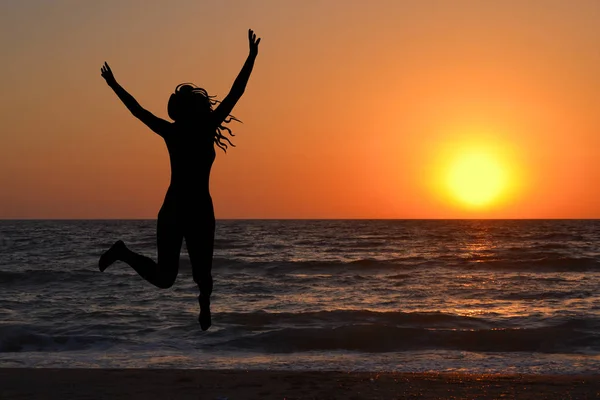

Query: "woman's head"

xmin=167 ymin=83 xmax=214 ymax=122
xmin=167 ymin=83 xmax=240 ymax=152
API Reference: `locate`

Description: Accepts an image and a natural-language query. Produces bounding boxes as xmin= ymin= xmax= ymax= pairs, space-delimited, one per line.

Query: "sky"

xmin=1 ymin=0 xmax=600 ymax=219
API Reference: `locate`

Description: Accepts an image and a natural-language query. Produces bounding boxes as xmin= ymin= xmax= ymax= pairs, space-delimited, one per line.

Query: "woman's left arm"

xmin=212 ymin=29 xmax=261 ymax=125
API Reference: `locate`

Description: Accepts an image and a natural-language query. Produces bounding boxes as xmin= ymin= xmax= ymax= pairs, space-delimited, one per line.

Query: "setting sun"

xmin=446 ymin=152 xmax=507 ymax=207
xmin=428 ymin=132 xmax=523 ymax=214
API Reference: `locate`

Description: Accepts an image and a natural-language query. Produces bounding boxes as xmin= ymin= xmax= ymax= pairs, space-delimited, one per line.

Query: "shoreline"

xmin=1 ymin=368 xmax=599 ymax=399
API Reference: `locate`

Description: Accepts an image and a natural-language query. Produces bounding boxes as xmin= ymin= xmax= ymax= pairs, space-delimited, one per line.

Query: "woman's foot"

xmin=99 ymin=240 xmax=126 ymax=272
xmin=198 ymin=295 xmax=211 ymax=331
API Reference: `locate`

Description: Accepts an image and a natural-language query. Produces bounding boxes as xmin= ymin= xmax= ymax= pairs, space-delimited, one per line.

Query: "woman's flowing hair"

xmin=168 ymin=83 xmax=241 ymax=152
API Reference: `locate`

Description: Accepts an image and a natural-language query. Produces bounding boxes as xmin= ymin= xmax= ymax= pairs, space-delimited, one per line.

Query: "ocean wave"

xmin=388 ymin=273 xmax=412 ymax=280
xmin=214 ymin=239 xmax=255 ymax=250
xmin=535 ymin=233 xmax=586 ymax=241
xmin=221 ymin=321 xmax=600 ymax=354
xmin=324 ymin=241 xmax=389 ymax=249
xmin=216 ymin=310 xmax=490 ymax=329
xmin=0 ymin=270 xmax=98 ymax=285
xmin=0 ymin=271 xmax=23 ymax=284
xmin=212 ymin=258 xmax=428 ymax=273
xmin=211 ymin=255 xmax=600 ymax=273
xmin=498 ymin=290 xmax=595 ymax=301
xmin=465 ymin=257 xmax=600 ymax=272
xmin=0 ymin=324 xmax=120 ymax=353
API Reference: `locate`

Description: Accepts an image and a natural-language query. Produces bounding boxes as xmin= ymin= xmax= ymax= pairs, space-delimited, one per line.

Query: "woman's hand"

xmin=100 ymin=62 xmax=117 ymax=86
xmin=248 ymin=29 xmax=261 ymax=57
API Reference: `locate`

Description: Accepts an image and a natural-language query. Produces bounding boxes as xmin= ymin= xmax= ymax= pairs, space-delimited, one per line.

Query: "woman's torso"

xmin=161 ymin=122 xmax=216 ymax=215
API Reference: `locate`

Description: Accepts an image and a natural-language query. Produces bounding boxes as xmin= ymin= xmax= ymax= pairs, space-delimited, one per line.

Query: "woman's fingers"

xmin=249 ymin=29 xmax=260 ymax=45
xmin=100 ymin=62 xmax=114 ymax=78
xmin=100 ymin=62 xmax=114 ymax=81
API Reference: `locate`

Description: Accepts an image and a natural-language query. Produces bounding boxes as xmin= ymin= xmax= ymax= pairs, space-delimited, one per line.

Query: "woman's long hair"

xmin=168 ymin=83 xmax=240 ymax=152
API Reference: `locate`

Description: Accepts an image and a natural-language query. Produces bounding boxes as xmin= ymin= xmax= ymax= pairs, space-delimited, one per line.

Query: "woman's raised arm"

xmin=212 ymin=29 xmax=261 ymax=125
xmin=101 ymin=62 xmax=171 ymax=137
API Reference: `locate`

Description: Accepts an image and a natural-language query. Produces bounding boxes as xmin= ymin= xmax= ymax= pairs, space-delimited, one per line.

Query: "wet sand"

xmin=1 ymin=368 xmax=599 ymax=399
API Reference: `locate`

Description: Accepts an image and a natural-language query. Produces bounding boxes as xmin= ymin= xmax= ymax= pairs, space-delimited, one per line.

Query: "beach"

xmin=1 ymin=369 xmax=599 ymax=399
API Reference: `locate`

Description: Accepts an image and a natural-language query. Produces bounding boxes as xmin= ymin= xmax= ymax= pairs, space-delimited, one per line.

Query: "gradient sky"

xmin=2 ymin=0 xmax=600 ymax=219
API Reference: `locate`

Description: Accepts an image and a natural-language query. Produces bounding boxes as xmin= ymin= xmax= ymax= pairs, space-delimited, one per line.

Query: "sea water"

xmin=1 ymin=219 xmax=599 ymax=374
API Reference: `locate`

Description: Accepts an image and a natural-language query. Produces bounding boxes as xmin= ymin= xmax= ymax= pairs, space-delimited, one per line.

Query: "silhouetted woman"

xmin=98 ymin=29 xmax=261 ymax=330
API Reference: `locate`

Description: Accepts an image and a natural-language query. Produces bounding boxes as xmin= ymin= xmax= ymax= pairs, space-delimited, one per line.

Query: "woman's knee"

xmin=156 ymin=272 xmax=177 ymax=289
xmin=192 ymin=269 xmax=212 ymax=285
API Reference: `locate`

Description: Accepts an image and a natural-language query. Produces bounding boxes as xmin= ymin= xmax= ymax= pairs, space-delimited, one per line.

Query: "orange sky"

xmin=1 ymin=1 xmax=600 ymax=219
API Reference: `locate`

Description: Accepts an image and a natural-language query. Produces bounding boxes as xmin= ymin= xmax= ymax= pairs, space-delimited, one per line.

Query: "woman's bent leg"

xmin=99 ymin=214 xmax=183 ymax=289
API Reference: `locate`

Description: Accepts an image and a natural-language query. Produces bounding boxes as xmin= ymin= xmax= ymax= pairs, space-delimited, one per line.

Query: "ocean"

xmin=1 ymin=219 xmax=599 ymax=374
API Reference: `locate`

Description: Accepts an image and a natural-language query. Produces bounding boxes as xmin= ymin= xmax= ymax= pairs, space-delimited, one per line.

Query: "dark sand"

xmin=1 ymin=369 xmax=599 ymax=399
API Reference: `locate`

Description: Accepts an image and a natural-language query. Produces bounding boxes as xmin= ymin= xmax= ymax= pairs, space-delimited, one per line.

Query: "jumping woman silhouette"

xmin=98 ymin=29 xmax=261 ymax=331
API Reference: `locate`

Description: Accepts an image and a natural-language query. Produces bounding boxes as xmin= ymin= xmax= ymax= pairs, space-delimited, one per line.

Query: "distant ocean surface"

xmin=1 ymin=219 xmax=600 ymax=374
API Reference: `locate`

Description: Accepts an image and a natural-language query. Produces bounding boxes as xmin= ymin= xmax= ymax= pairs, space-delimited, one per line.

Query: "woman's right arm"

xmin=101 ymin=62 xmax=171 ymax=137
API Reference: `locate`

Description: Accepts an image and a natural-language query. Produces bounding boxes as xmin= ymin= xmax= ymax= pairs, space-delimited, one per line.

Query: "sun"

xmin=427 ymin=126 xmax=523 ymax=213
xmin=445 ymin=151 xmax=508 ymax=208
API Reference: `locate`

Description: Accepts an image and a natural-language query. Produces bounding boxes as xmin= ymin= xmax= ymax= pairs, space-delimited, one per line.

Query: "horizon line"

xmin=1 ymin=218 xmax=600 ymax=221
